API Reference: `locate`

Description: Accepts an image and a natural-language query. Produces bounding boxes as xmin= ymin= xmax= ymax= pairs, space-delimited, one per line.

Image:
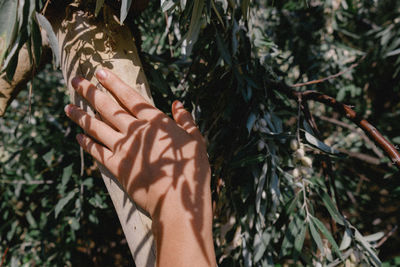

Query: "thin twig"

xmin=317 ymin=115 xmax=385 ymax=159
xmin=41 ymin=0 xmax=51 ymax=15
xmin=376 ymin=225 xmax=398 ymax=248
xmin=291 ymin=55 xmax=366 ymax=88
xmin=302 ymin=101 xmax=340 ymax=235
xmin=337 ymin=148 xmax=381 ymax=165
xmin=0 ymin=247 xmax=8 ymax=267
xmin=275 ymin=81 xmax=400 ymax=170
xmin=0 ymin=180 xmax=53 ymax=185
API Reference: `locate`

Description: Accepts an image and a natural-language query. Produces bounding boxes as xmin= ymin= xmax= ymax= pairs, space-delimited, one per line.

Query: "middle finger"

xmin=72 ymin=77 xmax=136 ymax=133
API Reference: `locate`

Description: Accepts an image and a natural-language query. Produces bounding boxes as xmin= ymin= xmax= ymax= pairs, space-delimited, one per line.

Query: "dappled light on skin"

xmin=65 ymin=69 xmax=216 ymax=266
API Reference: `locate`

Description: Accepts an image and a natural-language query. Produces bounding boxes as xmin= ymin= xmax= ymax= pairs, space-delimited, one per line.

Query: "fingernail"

xmin=64 ymin=104 xmax=72 ymax=114
xmin=174 ymin=100 xmax=184 ymax=109
xmin=71 ymin=76 xmax=82 ymax=88
xmin=76 ymin=134 xmax=83 ymax=143
xmin=96 ymin=69 xmax=107 ymax=80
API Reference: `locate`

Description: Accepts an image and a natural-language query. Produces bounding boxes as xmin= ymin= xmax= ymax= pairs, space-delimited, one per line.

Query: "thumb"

xmin=172 ymin=101 xmax=205 ymax=145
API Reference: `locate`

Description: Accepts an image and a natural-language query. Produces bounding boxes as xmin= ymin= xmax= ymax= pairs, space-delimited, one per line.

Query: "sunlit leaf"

xmin=55 ymin=191 xmax=76 ymax=218
xmin=120 ymin=0 xmax=132 ymax=24
xmin=35 ymin=12 xmax=59 ymax=67
xmin=339 ymin=228 xmax=352 ymax=250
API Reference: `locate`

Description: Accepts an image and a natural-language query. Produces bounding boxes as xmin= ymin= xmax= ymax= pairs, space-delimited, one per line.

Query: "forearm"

xmin=151 ymin=174 xmax=216 ymax=267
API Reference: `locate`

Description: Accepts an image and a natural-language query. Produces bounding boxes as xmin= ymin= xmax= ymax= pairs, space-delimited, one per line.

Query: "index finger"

xmin=95 ymin=69 xmax=163 ymax=121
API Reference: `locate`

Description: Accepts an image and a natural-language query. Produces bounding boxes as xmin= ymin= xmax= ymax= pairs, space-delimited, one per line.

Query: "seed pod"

xmin=290 ymin=139 xmax=298 ymax=151
xmin=294 ymin=148 xmax=305 ymax=159
xmin=292 ymin=168 xmax=300 ymax=178
xmin=301 ymin=156 xmax=312 ymax=167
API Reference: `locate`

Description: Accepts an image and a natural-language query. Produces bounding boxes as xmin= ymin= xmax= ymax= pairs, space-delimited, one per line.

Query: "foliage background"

xmin=1 ymin=0 xmax=400 ymax=266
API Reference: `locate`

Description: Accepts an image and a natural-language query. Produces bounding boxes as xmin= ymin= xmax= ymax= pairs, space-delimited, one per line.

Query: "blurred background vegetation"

xmin=1 ymin=0 xmax=400 ymax=266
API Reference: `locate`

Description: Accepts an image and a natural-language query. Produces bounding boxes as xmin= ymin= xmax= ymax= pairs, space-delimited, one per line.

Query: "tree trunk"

xmin=51 ymin=5 xmax=156 ymax=266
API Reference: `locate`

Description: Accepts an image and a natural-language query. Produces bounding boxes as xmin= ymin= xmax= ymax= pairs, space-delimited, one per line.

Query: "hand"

xmin=64 ymin=69 xmax=216 ymax=266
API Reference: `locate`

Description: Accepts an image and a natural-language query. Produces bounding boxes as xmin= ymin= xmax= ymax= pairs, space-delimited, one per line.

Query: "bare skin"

xmin=64 ymin=69 xmax=216 ymax=266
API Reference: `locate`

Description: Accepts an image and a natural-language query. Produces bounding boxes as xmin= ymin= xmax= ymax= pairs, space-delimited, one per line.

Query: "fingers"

xmin=65 ymin=104 xmax=123 ymax=151
xmin=76 ymin=134 xmax=114 ymax=165
xmin=71 ymin=77 xmax=136 ymax=133
xmin=172 ymin=101 xmax=205 ymax=145
xmin=95 ymin=69 xmax=163 ymax=120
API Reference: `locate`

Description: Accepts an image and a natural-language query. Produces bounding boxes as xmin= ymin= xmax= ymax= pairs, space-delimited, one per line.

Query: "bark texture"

xmin=52 ymin=5 xmax=156 ymax=266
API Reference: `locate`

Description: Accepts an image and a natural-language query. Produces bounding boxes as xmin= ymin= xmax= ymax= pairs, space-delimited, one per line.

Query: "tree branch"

xmin=290 ymin=55 xmax=366 ymax=88
xmin=275 ymin=82 xmax=400 ymax=170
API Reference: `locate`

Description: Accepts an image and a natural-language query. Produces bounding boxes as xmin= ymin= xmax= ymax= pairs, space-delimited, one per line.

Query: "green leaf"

xmin=26 ymin=210 xmax=37 ymax=228
xmin=319 ymin=190 xmax=345 ymax=225
xmin=55 ymin=191 xmax=76 ymax=218
xmin=35 ymin=12 xmax=59 ymax=67
xmin=30 ymin=19 xmax=42 ymax=66
xmin=180 ymin=0 xmax=204 ymax=56
xmin=311 ymin=216 xmax=343 ymax=259
xmin=5 ymin=47 xmax=19 ymax=80
xmin=95 ymin=0 xmax=105 ymax=17
xmin=354 ymin=230 xmax=381 ymax=267
xmin=0 ymin=0 xmax=18 ymax=65
xmin=363 ymin=231 xmax=384 ymax=243
xmin=254 ymin=231 xmax=270 ymax=263
xmin=304 ymin=131 xmax=342 ymax=155
xmin=246 ymin=112 xmax=256 ymax=133
xmin=69 ymin=217 xmax=80 ymax=231
xmin=293 ymin=224 xmax=307 ymax=260
xmin=339 ymin=228 xmax=352 ymax=250
xmin=392 ymin=136 xmax=400 ymax=144
xmin=120 ymin=0 xmax=132 ymax=24
xmin=215 ymin=31 xmax=232 ymax=66
xmin=161 ymin=0 xmax=176 ymax=12
xmin=42 ymin=148 xmax=54 ymax=166
xmin=309 ymin=220 xmax=324 ymax=255
xmin=61 ymin=164 xmax=73 ymax=187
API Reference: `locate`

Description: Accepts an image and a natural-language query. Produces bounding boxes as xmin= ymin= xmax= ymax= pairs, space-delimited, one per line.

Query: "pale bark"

xmin=52 ymin=6 xmax=156 ymax=266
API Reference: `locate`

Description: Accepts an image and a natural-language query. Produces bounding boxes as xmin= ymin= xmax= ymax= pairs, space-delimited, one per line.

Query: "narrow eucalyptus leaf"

xmin=31 ymin=19 xmax=42 ymax=66
xmin=311 ymin=216 xmax=343 ymax=259
xmin=120 ymin=0 xmax=132 ymax=24
xmin=55 ymin=191 xmax=76 ymax=219
xmin=95 ymin=0 xmax=105 ymax=17
xmin=26 ymin=210 xmax=37 ymax=228
xmin=61 ymin=164 xmax=73 ymax=187
xmin=304 ymin=131 xmax=341 ymax=155
xmin=161 ymin=0 xmax=176 ymax=12
xmin=5 ymin=49 xmax=19 ymax=80
xmin=35 ymin=12 xmax=59 ymax=67
xmin=339 ymin=228 xmax=352 ymax=250
xmin=293 ymin=224 xmax=306 ymax=260
xmin=216 ymin=31 xmax=232 ymax=65
xmin=363 ymin=231 xmax=384 ymax=242
xmin=354 ymin=230 xmax=381 ymax=267
xmin=309 ymin=220 xmax=324 ymax=255
xmin=319 ymin=190 xmax=344 ymax=225
xmin=246 ymin=112 xmax=256 ymax=133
